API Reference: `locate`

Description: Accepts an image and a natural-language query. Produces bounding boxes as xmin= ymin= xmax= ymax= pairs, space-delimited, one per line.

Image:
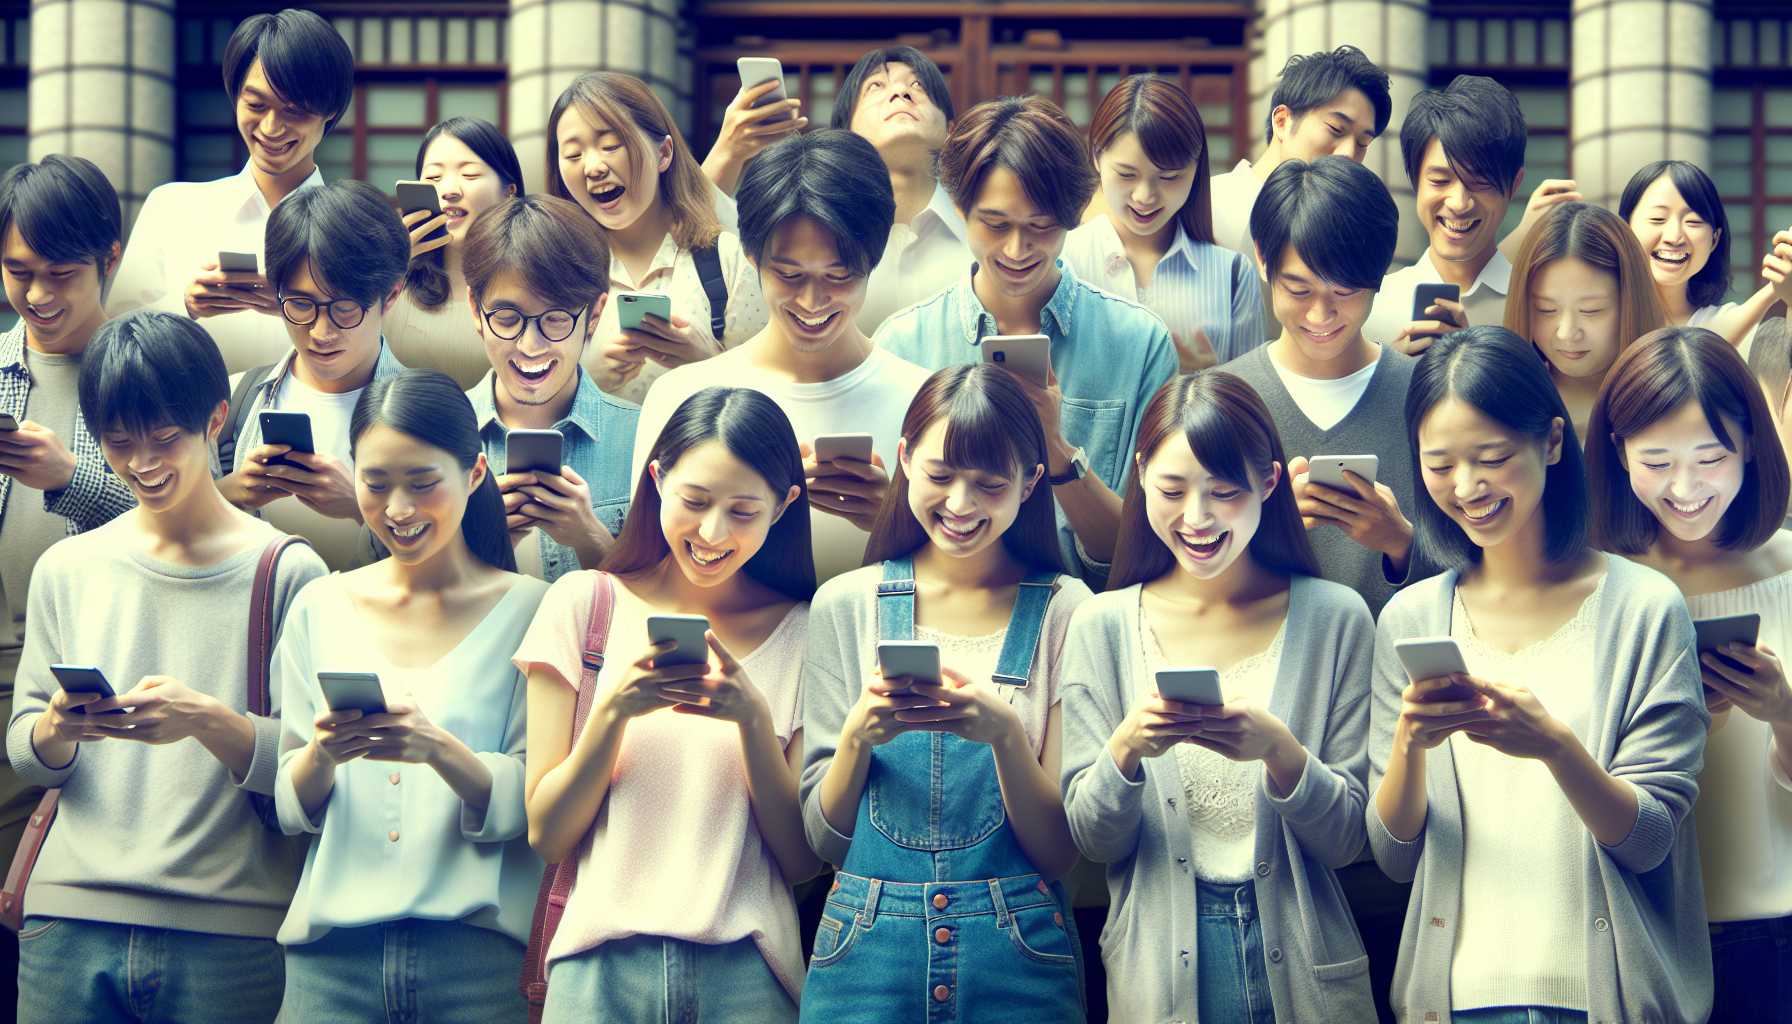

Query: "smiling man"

xmin=106 ymin=9 xmax=355 ymax=375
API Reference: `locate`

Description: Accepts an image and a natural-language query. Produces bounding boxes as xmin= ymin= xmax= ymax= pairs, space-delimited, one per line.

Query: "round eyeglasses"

xmin=279 ymin=294 xmax=368 ymax=330
xmin=480 ymin=305 xmax=586 ymax=343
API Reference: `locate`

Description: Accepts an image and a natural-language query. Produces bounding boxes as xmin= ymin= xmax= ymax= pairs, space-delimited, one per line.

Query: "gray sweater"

xmin=1220 ymin=344 xmax=1418 ymax=616
xmin=1367 ymin=554 xmax=1713 ymax=1024
xmin=1060 ymin=575 xmax=1378 ymax=1023
xmin=7 ymin=517 xmax=326 ymax=938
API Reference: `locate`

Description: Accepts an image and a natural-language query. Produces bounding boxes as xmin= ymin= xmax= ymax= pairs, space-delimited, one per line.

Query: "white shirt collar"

xmin=1093 ymin=216 xmax=1199 ymax=278
xmin=1414 ymin=247 xmax=1513 ymax=297
xmin=228 ymin=161 xmax=325 ymax=218
xmin=911 ymin=183 xmax=967 ymax=243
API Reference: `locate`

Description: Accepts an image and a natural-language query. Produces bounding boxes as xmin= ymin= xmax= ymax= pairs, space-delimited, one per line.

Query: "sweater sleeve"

xmin=797 ymin=585 xmax=860 ymax=866
xmin=273 ymin=593 xmax=327 ymax=835
xmin=461 ymin=665 xmax=529 ymax=842
xmin=234 ymin=546 xmax=327 ymax=796
xmin=1262 ymin=594 xmax=1370 ymax=868
xmin=1059 ymin=606 xmax=1146 ymax=864
xmin=1366 ymin=606 xmax=1427 ymax=881
xmin=7 ymin=557 xmax=76 ymax=788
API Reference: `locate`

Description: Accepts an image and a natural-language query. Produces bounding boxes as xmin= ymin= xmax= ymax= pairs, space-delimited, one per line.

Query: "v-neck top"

xmin=272 ymin=571 xmax=549 ymax=945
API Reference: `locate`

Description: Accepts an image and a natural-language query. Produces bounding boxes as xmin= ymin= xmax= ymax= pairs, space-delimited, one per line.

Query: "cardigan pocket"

xmin=1311 ymin=952 xmax=1377 ymax=1020
xmin=1311 ymin=952 xmax=1369 ymax=981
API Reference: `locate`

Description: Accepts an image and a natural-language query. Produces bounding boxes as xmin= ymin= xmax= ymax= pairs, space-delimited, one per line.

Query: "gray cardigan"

xmin=1366 ymin=554 xmax=1713 ymax=1024
xmin=1060 ymin=575 xmax=1378 ymax=1023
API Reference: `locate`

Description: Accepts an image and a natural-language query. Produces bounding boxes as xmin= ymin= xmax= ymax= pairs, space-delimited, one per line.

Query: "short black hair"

xmin=1400 ymin=75 xmax=1527 ymax=194
xmin=1406 ymin=326 xmax=1588 ymax=568
xmin=831 ymin=46 xmax=956 ymax=130
xmin=222 ymin=9 xmax=356 ymax=133
xmin=1618 ymin=160 xmax=1734 ymax=309
xmin=737 ymin=130 xmax=895 ymax=279
xmin=1265 ymin=45 xmax=1392 ymax=144
xmin=265 ymin=180 xmax=410 ymax=308
xmin=1251 ymin=156 xmax=1397 ymax=290
xmin=80 ymin=311 xmax=229 ymax=437
xmin=0 ymin=155 xmax=121 ymax=270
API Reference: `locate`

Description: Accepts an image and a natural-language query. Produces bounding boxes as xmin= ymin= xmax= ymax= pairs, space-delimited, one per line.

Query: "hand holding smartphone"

xmin=647 ymin=614 xmax=712 ymax=667
xmin=1306 ymin=454 xmax=1379 ymax=493
xmin=258 ymin=411 xmax=315 ymax=471
xmin=505 ymin=429 xmax=565 ymax=476
xmin=980 ymin=334 xmax=1052 ymax=388
xmin=49 ymin=664 xmax=127 ymax=715
xmin=1393 ymin=637 xmax=1478 ymax=701
xmin=1155 ymin=667 xmax=1224 ymax=706
xmin=1410 ymin=283 xmax=1462 ymax=331
xmin=317 ymin=671 xmax=388 ymax=715
xmin=736 ymin=57 xmax=794 ymax=124
xmin=616 ymin=292 xmax=673 ymax=332
xmin=812 ymin=433 xmax=874 ymax=466
xmin=395 ymin=180 xmax=448 ymax=246
xmin=1694 ymin=612 xmax=1761 ymax=673
xmin=876 ymin=641 xmax=941 ymax=692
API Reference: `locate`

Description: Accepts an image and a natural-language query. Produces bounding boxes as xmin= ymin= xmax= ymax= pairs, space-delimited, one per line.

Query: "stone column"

xmin=1252 ymin=0 xmax=1431 ymax=263
xmin=1570 ymin=0 xmax=1712 ymax=210
xmin=508 ymin=0 xmax=684 ymax=194
xmin=28 ymin=0 xmax=176 ymax=231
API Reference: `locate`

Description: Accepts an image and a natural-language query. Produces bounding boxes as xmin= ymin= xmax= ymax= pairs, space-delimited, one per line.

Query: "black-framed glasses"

xmin=279 ymin=294 xmax=368 ymax=330
xmin=480 ymin=304 xmax=586 ymax=343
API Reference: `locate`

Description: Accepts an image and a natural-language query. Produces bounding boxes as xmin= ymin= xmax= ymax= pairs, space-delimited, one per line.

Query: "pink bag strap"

xmin=0 ymin=790 xmax=60 ymax=933
xmin=520 ymin=571 xmax=618 ymax=1020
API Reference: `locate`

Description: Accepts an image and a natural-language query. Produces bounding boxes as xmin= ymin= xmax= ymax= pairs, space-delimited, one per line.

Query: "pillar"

xmin=1570 ymin=0 xmax=1712 ymax=211
xmin=27 ymin=0 xmax=176 ymax=232
xmin=1252 ymin=0 xmax=1431 ymax=263
xmin=508 ymin=0 xmax=684 ymax=195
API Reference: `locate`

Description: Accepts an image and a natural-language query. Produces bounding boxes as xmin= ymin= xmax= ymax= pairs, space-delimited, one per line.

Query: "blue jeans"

xmin=16 ymin=915 xmax=283 ymax=1023
xmin=1196 ymin=879 xmax=1275 ymax=1024
xmin=542 ymin=934 xmax=794 ymax=1023
xmin=1711 ymin=915 xmax=1791 ymax=1023
xmin=280 ymin=918 xmax=524 ymax=1023
xmin=1454 ymin=1009 xmax=1589 ymax=1023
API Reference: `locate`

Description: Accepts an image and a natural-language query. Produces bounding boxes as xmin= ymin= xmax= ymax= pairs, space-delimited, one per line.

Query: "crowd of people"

xmin=2 ymin=8 xmax=1790 ymax=1022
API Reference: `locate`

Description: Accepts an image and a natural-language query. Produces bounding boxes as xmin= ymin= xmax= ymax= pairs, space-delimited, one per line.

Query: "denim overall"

xmin=799 ymin=558 xmax=1085 ymax=1024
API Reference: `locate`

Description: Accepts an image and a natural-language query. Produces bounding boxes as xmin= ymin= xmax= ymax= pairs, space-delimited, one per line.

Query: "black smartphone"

xmin=0 ymin=413 xmax=18 ymax=431
xmin=1694 ymin=612 xmax=1761 ymax=674
xmin=258 ymin=411 xmax=314 ymax=471
xmin=505 ymin=429 xmax=564 ymax=476
xmin=1411 ymin=283 xmax=1462 ymax=332
xmin=49 ymin=664 xmax=126 ymax=715
xmin=395 ymin=181 xmax=447 ymax=244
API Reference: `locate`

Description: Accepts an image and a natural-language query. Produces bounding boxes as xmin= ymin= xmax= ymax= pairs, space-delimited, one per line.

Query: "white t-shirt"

xmin=259 ymin=372 xmax=367 ymax=571
xmin=1208 ymin=159 xmax=1263 ymax=260
xmin=632 ymin=345 xmax=931 ymax=584
xmin=1267 ymin=356 xmax=1379 ymax=431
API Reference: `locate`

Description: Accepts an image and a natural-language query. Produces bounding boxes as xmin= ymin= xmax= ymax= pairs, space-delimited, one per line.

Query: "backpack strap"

xmin=0 ymin=790 xmax=60 ymax=933
xmin=218 ymin=363 xmax=275 ymax=475
xmin=521 ymin=571 xmax=618 ymax=1021
xmin=691 ymin=243 xmax=729 ymax=342
xmin=246 ymin=535 xmax=312 ymax=828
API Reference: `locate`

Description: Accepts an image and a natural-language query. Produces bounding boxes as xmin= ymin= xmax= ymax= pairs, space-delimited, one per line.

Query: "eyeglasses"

xmin=480 ymin=305 xmax=586 ymax=343
xmin=279 ymin=294 xmax=369 ymax=330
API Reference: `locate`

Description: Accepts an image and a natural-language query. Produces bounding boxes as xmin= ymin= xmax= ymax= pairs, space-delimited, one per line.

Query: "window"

xmin=1504 ymin=87 xmax=1571 ymax=242
xmin=1715 ymin=85 xmax=1792 ymax=304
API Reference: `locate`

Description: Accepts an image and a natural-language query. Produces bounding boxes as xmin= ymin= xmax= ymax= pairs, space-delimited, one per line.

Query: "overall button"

xmin=934 ymin=927 xmax=952 ymax=945
xmin=830 ymin=880 xmax=841 ymax=893
xmin=1035 ymin=880 xmax=1049 ymax=895
xmin=932 ymin=893 xmax=949 ymax=910
xmin=1268 ymin=947 xmax=1283 ymax=964
xmin=932 ymin=985 xmax=951 ymax=1003
xmin=1053 ymin=912 xmax=1064 ymax=927
xmin=387 ymin=830 xmax=400 ymax=842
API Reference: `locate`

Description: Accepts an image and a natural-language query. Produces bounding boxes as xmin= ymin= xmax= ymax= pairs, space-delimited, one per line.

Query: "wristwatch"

xmin=1048 ymin=447 xmax=1089 ymax=486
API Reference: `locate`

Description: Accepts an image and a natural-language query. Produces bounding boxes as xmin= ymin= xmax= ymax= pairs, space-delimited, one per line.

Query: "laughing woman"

xmin=1587 ymin=326 xmax=1792 ymax=1024
xmin=1369 ymin=325 xmax=1711 ymax=1024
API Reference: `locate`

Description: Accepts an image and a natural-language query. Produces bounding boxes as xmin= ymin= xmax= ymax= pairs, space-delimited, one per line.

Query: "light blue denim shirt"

xmin=467 ymin=367 xmax=640 ymax=583
xmin=873 ymin=261 xmax=1177 ymax=578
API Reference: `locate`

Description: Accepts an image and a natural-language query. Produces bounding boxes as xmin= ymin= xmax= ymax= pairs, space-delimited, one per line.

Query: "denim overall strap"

xmin=989 ymin=571 xmax=1058 ymax=687
xmin=876 ymin=557 xmax=917 ymax=643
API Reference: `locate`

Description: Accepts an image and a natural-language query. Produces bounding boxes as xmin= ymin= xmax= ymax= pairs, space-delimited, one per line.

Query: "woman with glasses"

xmin=215 ymin=180 xmax=410 ymax=569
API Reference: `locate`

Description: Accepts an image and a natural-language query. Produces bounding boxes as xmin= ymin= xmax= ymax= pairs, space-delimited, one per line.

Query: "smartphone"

xmin=1694 ymin=612 xmax=1761 ymax=673
xmin=616 ymin=291 xmax=672 ymax=332
xmin=317 ymin=671 xmax=388 ymax=715
xmin=1155 ymin=667 xmax=1224 ymax=706
xmin=647 ymin=614 xmax=712 ymax=667
xmin=0 ymin=413 xmax=18 ymax=431
xmin=1308 ymin=454 xmax=1379 ymax=493
xmin=505 ymin=429 xmax=564 ymax=476
xmin=813 ymin=433 xmax=873 ymax=465
xmin=258 ymin=411 xmax=314 ymax=471
xmin=1411 ymin=282 xmax=1462 ymax=330
xmin=395 ymin=180 xmax=447 ymax=246
xmin=217 ymin=250 xmax=259 ymax=275
xmin=50 ymin=664 xmax=126 ymax=715
xmin=981 ymin=334 xmax=1052 ymax=388
xmin=876 ymin=640 xmax=941 ymax=689
xmin=1393 ymin=636 xmax=1476 ymax=700
xmin=736 ymin=57 xmax=793 ymax=124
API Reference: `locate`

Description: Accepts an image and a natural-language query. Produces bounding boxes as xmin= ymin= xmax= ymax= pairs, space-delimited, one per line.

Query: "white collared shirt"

xmin=1063 ymin=216 xmax=1267 ymax=364
xmin=1208 ymin=158 xmax=1263 ymax=260
xmin=857 ymin=183 xmax=973 ymax=334
xmin=1362 ymin=248 xmax=1513 ymax=348
xmin=107 ymin=162 xmax=324 ymax=376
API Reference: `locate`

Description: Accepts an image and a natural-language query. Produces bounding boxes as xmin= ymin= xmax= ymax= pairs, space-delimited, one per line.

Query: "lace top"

xmin=915 ymin=623 xmax=1052 ymax=752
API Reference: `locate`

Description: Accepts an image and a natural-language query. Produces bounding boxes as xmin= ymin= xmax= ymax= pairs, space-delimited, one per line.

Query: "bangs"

xmin=939 ymin=386 xmax=1034 ymax=478
xmin=80 ymin=314 xmax=226 ymax=438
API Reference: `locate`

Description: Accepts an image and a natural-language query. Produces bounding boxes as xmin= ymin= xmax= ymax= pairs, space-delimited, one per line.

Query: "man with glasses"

xmin=215 ymin=180 xmax=408 ymax=569
xmin=463 ymin=195 xmax=639 ymax=581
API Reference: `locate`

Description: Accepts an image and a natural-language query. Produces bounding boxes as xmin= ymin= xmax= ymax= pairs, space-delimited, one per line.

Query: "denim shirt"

xmin=873 ymin=261 xmax=1177 ymax=578
xmin=468 ymin=368 xmax=639 ymax=583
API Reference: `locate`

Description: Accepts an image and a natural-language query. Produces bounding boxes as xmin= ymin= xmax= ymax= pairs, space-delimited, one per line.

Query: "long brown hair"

xmin=1588 ymin=326 xmax=1790 ymax=555
xmin=862 ymin=364 xmax=1063 ymax=573
xmin=1087 ymin=74 xmax=1214 ymax=245
xmin=547 ymin=72 xmax=720 ymax=250
xmin=1503 ymin=201 xmax=1666 ymax=370
xmin=1109 ymin=372 xmax=1318 ymax=589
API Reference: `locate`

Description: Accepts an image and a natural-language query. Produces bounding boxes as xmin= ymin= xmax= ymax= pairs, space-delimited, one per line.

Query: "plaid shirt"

xmin=0 ymin=320 xmax=136 ymax=535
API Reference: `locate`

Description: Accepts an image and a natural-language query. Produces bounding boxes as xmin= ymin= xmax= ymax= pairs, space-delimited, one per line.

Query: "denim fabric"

xmin=16 ymin=915 xmax=283 ymax=1024
xmin=279 ymin=918 xmax=525 ymax=1024
xmin=799 ymin=558 xmax=1083 ymax=1023
xmin=542 ymin=934 xmax=795 ymax=1024
xmin=1453 ymin=1008 xmax=1589 ymax=1023
xmin=1710 ymin=915 xmax=1792 ymax=1023
xmin=468 ymin=368 xmax=640 ymax=582
xmin=1195 ymin=879 xmax=1275 ymax=1024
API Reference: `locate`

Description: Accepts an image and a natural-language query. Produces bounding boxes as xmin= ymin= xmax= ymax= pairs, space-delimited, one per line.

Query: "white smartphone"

xmin=876 ymin=641 xmax=941 ymax=688
xmin=647 ymin=614 xmax=711 ymax=667
xmin=317 ymin=671 xmax=388 ymax=715
xmin=616 ymin=291 xmax=673 ymax=332
xmin=217 ymin=250 xmax=259 ymax=274
xmin=813 ymin=433 xmax=874 ymax=465
xmin=1155 ymin=667 xmax=1224 ymax=706
xmin=736 ymin=57 xmax=793 ymax=123
xmin=981 ymin=334 xmax=1052 ymax=387
xmin=1392 ymin=637 xmax=1477 ymax=700
xmin=1308 ymin=454 xmax=1379 ymax=492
